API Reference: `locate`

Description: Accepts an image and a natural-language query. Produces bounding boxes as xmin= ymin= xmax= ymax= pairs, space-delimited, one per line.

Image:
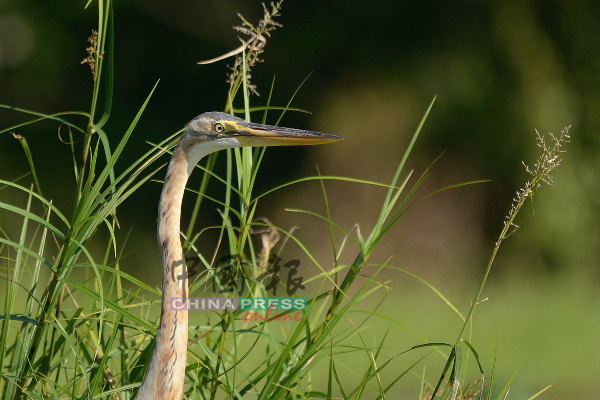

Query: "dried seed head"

xmin=228 ymin=1 xmax=284 ymax=96
xmin=81 ymin=30 xmax=104 ymax=82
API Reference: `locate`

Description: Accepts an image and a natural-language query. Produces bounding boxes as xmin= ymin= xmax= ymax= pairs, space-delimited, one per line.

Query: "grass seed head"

xmin=80 ymin=30 xmax=104 ymax=82
xmin=504 ymin=125 xmax=571 ymax=230
xmin=228 ymin=1 xmax=284 ymax=96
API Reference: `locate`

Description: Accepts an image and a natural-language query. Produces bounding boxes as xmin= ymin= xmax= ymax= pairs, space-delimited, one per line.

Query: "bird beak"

xmin=231 ymin=121 xmax=343 ymax=147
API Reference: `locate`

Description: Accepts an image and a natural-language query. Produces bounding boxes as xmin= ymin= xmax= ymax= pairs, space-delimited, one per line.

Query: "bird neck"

xmin=135 ymin=143 xmax=207 ymax=400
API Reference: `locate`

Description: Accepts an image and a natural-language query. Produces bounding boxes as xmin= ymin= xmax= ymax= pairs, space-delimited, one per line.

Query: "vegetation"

xmin=0 ymin=1 xmax=570 ymax=399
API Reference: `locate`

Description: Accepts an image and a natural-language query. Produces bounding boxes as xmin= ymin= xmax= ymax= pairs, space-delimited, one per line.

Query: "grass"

xmin=0 ymin=1 xmax=571 ymax=399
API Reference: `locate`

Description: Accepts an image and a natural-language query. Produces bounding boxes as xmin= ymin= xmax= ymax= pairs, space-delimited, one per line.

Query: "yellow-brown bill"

xmin=230 ymin=121 xmax=343 ymax=147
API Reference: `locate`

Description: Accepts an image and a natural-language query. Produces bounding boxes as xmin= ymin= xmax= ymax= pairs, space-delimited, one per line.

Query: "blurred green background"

xmin=1 ymin=1 xmax=599 ymax=398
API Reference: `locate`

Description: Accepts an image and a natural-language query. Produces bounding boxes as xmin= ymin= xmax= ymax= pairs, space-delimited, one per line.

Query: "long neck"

xmin=135 ymin=143 xmax=207 ymax=400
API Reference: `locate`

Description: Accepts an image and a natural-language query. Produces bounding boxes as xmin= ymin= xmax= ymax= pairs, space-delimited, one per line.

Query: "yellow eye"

xmin=214 ymin=122 xmax=225 ymax=133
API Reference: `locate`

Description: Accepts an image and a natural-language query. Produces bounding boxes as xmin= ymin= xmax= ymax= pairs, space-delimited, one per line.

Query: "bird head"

xmin=183 ymin=111 xmax=343 ymax=148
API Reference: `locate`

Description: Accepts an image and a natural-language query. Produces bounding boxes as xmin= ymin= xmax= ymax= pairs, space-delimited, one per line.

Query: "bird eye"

xmin=214 ymin=123 xmax=225 ymax=133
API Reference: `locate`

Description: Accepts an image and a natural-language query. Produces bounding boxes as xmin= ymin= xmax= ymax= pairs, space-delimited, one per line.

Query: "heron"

xmin=134 ymin=112 xmax=342 ymax=400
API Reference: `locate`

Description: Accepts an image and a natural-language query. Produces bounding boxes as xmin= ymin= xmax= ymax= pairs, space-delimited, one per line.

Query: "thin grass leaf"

xmin=316 ymin=168 xmax=339 ymax=272
xmin=269 ymin=262 xmax=389 ymax=398
xmin=253 ymin=175 xmax=402 ymax=204
xmin=350 ymin=320 xmax=388 ymax=400
xmin=487 ymin=331 xmax=499 ymax=400
xmin=231 ymin=106 xmax=311 ymax=115
xmin=431 ymin=346 xmax=456 ymax=398
xmin=451 ymin=345 xmax=464 ymax=400
xmin=367 ymin=96 xmax=436 ymax=251
xmin=47 ymin=317 xmax=93 ymax=397
xmin=11 ymin=134 xmax=44 ymax=197
xmin=0 ymin=314 xmax=38 ymax=325
xmin=274 ymin=73 xmax=312 ymax=126
xmin=526 ymin=384 xmax=554 ymax=400
xmin=62 ymin=279 xmax=156 ymax=334
xmin=73 ymin=264 xmax=160 ymax=296
xmin=0 ymin=202 xmax=66 ymax=241
xmin=77 ymin=80 xmax=159 ymax=222
xmin=0 ymin=105 xmax=88 ymax=134
xmin=0 ymin=278 xmax=41 ymax=307
xmin=382 ymin=265 xmax=464 ymax=320
xmin=89 ymin=314 xmax=123 ymax=397
xmin=461 ymin=340 xmax=484 ymax=374
xmin=94 ymin=2 xmax=114 ymax=130
xmin=376 ymin=354 xmax=430 ymax=400
xmin=496 ymin=356 xmax=525 ymax=400
xmin=351 ymin=311 xmax=447 ymax=358
xmin=332 ymin=360 xmax=349 ymax=400
xmin=0 ymin=180 xmax=71 ymax=227
xmin=184 ymin=152 xmax=219 ymax=250
xmin=95 ymin=127 xmax=116 ymax=185
xmin=0 ymin=239 xmax=53 ymax=271
xmin=419 ymin=366 xmax=426 ymax=400
xmin=0 ymin=172 xmax=31 ymax=192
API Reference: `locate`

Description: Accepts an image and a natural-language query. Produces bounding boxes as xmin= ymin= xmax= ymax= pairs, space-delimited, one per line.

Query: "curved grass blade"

xmin=77 ymin=80 xmax=159 ymax=222
xmin=0 ymin=239 xmax=54 ymax=270
xmin=0 ymin=314 xmax=38 ymax=325
xmin=379 ymin=265 xmax=464 ymax=320
xmin=0 ymin=202 xmax=67 ymax=242
xmin=96 ymin=127 xmax=115 ymax=185
xmin=253 ymin=175 xmax=403 ymax=203
xmin=73 ymin=263 xmax=160 ymax=296
xmin=62 ymin=279 xmax=156 ymax=334
xmin=375 ymin=353 xmax=430 ymax=400
xmin=0 ymin=180 xmax=70 ymax=227
xmin=47 ymin=318 xmax=92 ymax=397
xmin=275 ymin=73 xmax=312 ymax=126
xmin=12 ymin=133 xmax=43 ymax=197
xmin=461 ymin=340 xmax=484 ymax=374
xmin=0 ymin=106 xmax=88 ymax=134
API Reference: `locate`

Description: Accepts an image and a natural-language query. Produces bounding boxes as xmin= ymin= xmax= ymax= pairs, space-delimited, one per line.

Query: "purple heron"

xmin=134 ymin=112 xmax=342 ymax=399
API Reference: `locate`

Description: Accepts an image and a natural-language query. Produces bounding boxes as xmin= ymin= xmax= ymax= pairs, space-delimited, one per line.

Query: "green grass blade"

xmin=332 ymin=360 xmax=349 ymax=400
xmin=253 ymin=175 xmax=402 ymax=204
xmin=274 ymin=73 xmax=312 ymax=126
xmin=184 ymin=152 xmax=218 ymax=251
xmin=62 ymin=278 xmax=156 ymax=334
xmin=7 ymin=204 xmax=52 ymax=398
xmin=495 ymin=355 xmax=525 ymax=400
xmin=376 ymin=354 xmax=430 ymax=400
xmin=526 ymin=384 xmax=554 ymax=400
xmin=1 ymin=188 xmax=33 ymax=396
xmin=487 ymin=330 xmax=499 ymax=399
xmin=95 ymin=2 xmax=114 ymax=130
xmin=230 ymin=106 xmax=310 ymax=115
xmin=431 ymin=346 xmax=456 ymax=398
xmin=367 ymin=96 xmax=436 ymax=248
xmin=0 ymin=180 xmax=70 ymax=227
xmin=0 ymin=239 xmax=53 ymax=271
xmin=77 ymin=80 xmax=159 ymax=222
xmin=461 ymin=340 xmax=484 ymax=374
xmin=95 ymin=127 xmax=115 ymax=185
xmin=12 ymin=134 xmax=43 ymax=197
xmin=0 ymin=105 xmax=88 ymax=134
